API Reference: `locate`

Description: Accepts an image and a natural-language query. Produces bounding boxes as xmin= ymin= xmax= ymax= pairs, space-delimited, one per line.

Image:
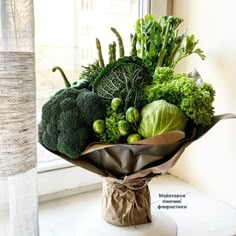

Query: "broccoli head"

xmin=41 ymin=88 xmax=106 ymax=158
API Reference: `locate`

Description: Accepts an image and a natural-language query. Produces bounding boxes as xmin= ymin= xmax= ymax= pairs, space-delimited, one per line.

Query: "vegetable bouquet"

xmin=39 ymin=14 xmax=235 ymax=227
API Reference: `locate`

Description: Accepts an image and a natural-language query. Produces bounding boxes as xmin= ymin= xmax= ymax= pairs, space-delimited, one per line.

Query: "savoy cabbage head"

xmin=93 ymin=56 xmax=152 ymax=111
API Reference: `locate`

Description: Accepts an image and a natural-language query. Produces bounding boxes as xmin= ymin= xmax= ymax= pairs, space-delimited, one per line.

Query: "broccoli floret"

xmin=57 ymin=127 xmax=89 ymax=158
xmin=58 ymin=108 xmax=83 ymax=131
xmin=41 ymin=88 xmax=106 ymax=158
xmin=76 ymin=90 xmax=106 ymax=126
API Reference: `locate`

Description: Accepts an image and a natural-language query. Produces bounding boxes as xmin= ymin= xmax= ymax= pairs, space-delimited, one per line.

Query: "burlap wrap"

xmin=102 ymin=177 xmax=152 ymax=226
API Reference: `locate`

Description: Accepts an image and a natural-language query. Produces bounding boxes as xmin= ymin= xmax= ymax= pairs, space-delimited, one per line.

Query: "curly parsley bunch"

xmin=146 ymin=67 xmax=215 ymax=126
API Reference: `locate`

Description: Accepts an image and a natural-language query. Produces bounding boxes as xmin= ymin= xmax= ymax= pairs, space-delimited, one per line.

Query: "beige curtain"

xmin=0 ymin=0 xmax=38 ymax=235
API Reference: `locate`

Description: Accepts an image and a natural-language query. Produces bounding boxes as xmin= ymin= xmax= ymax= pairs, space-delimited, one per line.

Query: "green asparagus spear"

xmin=112 ymin=41 xmax=116 ymax=61
xmin=111 ymin=27 xmax=125 ymax=58
xmin=108 ymin=43 xmax=113 ymax=63
xmin=130 ymin=33 xmax=137 ymax=56
xmin=108 ymin=41 xmax=117 ymax=63
xmin=96 ymin=38 xmax=105 ymax=67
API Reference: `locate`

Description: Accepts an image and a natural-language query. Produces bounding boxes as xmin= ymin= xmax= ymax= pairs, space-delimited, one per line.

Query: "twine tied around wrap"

xmin=102 ymin=177 xmax=152 ymax=226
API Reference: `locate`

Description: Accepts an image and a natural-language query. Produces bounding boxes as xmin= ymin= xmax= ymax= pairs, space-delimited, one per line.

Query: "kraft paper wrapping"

xmin=102 ymin=177 xmax=152 ymax=226
xmin=38 ymin=113 xmax=236 ymax=226
xmin=38 ymin=113 xmax=235 ymax=179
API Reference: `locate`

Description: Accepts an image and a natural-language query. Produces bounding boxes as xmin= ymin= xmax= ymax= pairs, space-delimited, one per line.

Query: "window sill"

xmin=37 ymin=161 xmax=102 ymax=203
xmin=39 ymin=174 xmax=236 ymax=235
xmin=37 ymin=159 xmax=74 ymax=173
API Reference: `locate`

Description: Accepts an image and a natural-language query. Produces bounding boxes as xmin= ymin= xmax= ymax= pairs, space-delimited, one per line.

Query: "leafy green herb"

xmin=79 ymin=60 xmax=102 ymax=86
xmin=172 ymin=35 xmax=206 ymax=68
xmin=135 ymin=14 xmax=205 ymax=73
xmin=146 ymin=67 xmax=215 ymax=126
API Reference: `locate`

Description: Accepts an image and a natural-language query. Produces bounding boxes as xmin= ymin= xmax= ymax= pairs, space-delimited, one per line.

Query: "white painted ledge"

xmin=38 ymin=174 xmax=236 ymax=236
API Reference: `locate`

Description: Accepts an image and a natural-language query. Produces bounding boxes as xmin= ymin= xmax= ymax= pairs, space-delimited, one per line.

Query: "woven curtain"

xmin=0 ymin=0 xmax=39 ymax=235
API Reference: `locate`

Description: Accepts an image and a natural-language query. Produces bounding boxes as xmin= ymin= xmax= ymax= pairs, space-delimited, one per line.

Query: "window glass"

xmin=35 ymin=0 xmax=139 ymax=164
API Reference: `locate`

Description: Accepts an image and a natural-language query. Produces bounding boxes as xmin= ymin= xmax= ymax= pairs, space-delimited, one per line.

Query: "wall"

xmin=151 ymin=0 xmax=172 ymax=16
xmin=169 ymin=0 xmax=236 ymax=207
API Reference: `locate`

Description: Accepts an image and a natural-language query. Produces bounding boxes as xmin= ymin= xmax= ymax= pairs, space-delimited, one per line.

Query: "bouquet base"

xmin=102 ymin=177 xmax=152 ymax=226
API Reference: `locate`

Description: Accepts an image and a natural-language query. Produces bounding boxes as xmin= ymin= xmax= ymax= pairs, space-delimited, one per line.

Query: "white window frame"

xmin=37 ymin=0 xmax=172 ymax=202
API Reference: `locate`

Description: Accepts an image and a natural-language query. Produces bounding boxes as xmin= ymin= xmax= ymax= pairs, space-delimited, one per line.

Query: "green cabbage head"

xmin=138 ymin=100 xmax=188 ymax=138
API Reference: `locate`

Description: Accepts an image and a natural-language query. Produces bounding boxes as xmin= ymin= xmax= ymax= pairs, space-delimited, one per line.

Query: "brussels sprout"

xmin=93 ymin=119 xmax=105 ymax=134
xmin=125 ymin=107 xmax=140 ymax=124
xmin=111 ymin=98 xmax=123 ymax=112
xmin=127 ymin=133 xmax=142 ymax=144
xmin=118 ymin=120 xmax=130 ymax=136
